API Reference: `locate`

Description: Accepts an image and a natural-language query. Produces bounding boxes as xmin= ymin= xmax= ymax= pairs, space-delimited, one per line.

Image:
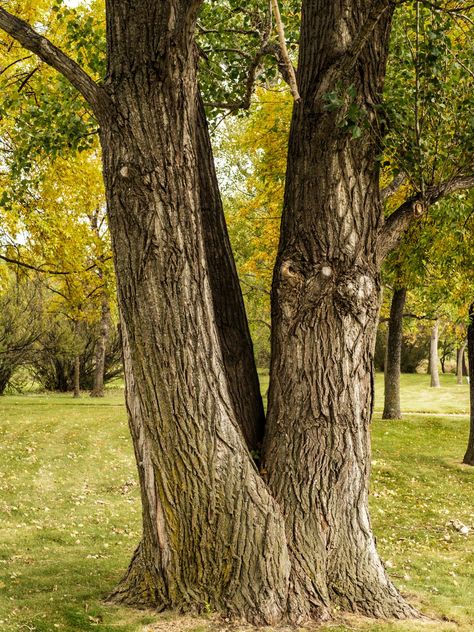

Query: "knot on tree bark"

xmin=412 ymin=200 xmax=425 ymax=217
xmin=278 ymin=259 xmax=336 ymax=325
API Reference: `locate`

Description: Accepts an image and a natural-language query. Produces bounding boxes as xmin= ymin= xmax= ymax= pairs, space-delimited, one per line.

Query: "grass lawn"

xmin=0 ymin=376 xmax=473 ymax=632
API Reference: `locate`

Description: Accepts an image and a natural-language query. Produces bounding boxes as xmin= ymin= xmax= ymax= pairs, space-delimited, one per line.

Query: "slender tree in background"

xmin=1 ymin=0 xmax=474 ymax=624
xmin=457 ymin=341 xmax=467 ymax=385
xmin=383 ymin=287 xmax=407 ymax=419
xmin=429 ymin=320 xmax=441 ymax=388
xmin=463 ymin=304 xmax=474 ymax=465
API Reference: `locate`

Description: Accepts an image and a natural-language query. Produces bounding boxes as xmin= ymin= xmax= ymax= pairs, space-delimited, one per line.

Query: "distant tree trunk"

xmin=73 ymin=356 xmax=80 ymax=398
xmin=383 ymin=288 xmax=406 ymax=419
xmin=463 ymin=305 xmax=474 ymax=465
xmin=90 ymin=298 xmax=111 ymax=397
xmin=457 ymin=342 xmax=466 ymax=385
xmin=440 ymin=352 xmax=446 ymax=374
xmin=463 ymin=350 xmax=469 ymax=376
xmin=429 ymin=321 xmax=440 ymax=388
xmin=0 ymin=369 xmax=12 ymax=395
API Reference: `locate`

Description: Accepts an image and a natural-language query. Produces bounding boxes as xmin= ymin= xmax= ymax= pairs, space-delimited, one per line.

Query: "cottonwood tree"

xmin=1 ymin=0 xmax=473 ymax=624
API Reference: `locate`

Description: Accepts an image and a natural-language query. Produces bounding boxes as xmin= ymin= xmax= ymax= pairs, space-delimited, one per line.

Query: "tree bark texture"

xmin=100 ymin=1 xmax=288 ymax=622
xmin=457 ymin=342 xmax=466 ymax=385
xmin=0 ymin=0 xmax=421 ymax=624
xmin=90 ymin=297 xmax=111 ymax=397
xmin=382 ymin=288 xmax=406 ymax=419
xmin=463 ymin=305 xmax=474 ymax=465
xmin=429 ymin=321 xmax=440 ymax=388
xmin=195 ymin=94 xmax=265 ymax=452
xmin=263 ymin=0 xmax=416 ymax=621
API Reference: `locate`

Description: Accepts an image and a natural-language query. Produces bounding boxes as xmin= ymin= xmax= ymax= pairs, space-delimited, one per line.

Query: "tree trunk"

xmin=457 ymin=342 xmax=466 ymax=385
xmin=382 ymin=288 xmax=406 ymax=419
xmin=0 ymin=369 xmax=11 ymax=395
xmin=429 ymin=321 xmax=440 ymax=388
xmin=463 ymin=305 xmax=474 ymax=465
xmin=100 ymin=1 xmax=288 ymax=622
xmin=263 ymin=0 xmax=416 ymax=622
xmin=196 ymin=94 xmax=265 ymax=452
xmin=90 ymin=297 xmax=111 ymax=397
xmin=0 ymin=0 xmax=422 ymax=624
xmin=463 ymin=348 xmax=469 ymax=376
xmin=73 ymin=355 xmax=80 ymax=398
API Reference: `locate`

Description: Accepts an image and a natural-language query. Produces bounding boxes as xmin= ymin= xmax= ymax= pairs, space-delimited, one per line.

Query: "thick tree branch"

xmin=0 ymin=7 xmax=110 ymax=119
xmin=378 ymin=175 xmax=474 ymax=259
xmin=340 ymin=0 xmax=393 ymax=75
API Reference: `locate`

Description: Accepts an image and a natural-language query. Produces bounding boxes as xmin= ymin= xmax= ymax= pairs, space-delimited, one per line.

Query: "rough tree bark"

xmin=262 ymin=0 xmax=417 ymax=621
xmin=463 ymin=304 xmax=474 ymax=465
xmin=195 ymin=94 xmax=265 ymax=451
xmin=429 ymin=321 xmax=440 ymax=388
xmin=383 ymin=288 xmax=406 ymax=419
xmin=97 ymin=1 xmax=288 ymax=621
xmin=456 ymin=342 xmax=466 ymax=385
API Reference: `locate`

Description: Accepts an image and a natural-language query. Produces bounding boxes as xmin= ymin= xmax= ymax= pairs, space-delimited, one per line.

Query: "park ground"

xmin=0 ymin=373 xmax=473 ymax=632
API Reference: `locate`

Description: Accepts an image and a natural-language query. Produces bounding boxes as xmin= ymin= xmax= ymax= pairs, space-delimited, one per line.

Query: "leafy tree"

xmin=31 ymin=310 xmax=122 ymax=392
xmin=0 ymin=269 xmax=43 ymax=394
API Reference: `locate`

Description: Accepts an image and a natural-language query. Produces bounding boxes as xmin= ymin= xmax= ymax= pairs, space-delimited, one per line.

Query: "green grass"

xmin=0 ymin=376 xmax=473 ymax=632
xmin=373 ymin=372 xmax=470 ymax=415
xmin=259 ymin=370 xmax=470 ymax=415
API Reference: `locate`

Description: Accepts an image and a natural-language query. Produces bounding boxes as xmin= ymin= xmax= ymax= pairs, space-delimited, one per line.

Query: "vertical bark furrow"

xmin=264 ymin=0 xmax=417 ymax=620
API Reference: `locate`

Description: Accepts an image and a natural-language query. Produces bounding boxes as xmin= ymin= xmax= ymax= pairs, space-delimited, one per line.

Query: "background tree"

xmin=0 ymin=269 xmax=43 ymax=394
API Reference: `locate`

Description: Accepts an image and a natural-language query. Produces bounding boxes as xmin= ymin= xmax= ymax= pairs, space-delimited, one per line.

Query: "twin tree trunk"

xmin=0 ymin=0 xmax=418 ymax=625
xmin=383 ymin=288 xmax=406 ymax=419
xmin=100 ymin=0 xmax=415 ymax=622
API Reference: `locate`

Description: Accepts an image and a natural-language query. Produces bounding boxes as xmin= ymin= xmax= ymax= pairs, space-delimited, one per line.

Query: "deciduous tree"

xmin=1 ymin=0 xmax=473 ymax=624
